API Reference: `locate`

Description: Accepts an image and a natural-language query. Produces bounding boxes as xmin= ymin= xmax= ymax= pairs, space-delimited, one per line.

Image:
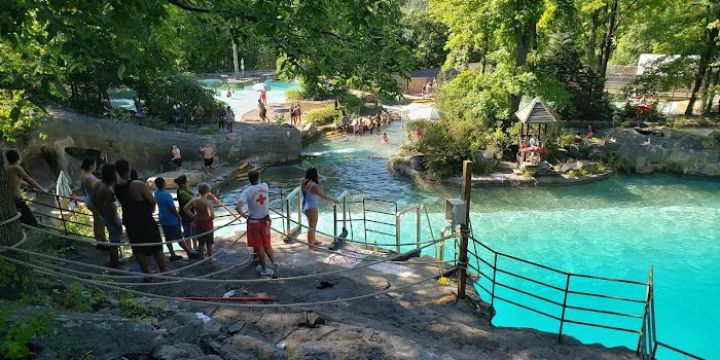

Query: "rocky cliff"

xmin=21 ymin=108 xmax=302 ymax=187
xmin=607 ymin=129 xmax=720 ymax=177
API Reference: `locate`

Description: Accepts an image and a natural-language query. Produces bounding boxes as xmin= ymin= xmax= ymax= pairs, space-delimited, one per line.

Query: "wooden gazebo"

xmin=515 ymin=97 xmax=557 ymax=165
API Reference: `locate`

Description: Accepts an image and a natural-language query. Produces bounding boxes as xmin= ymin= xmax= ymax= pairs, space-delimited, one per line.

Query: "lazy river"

xmin=212 ymin=100 xmax=717 ymax=358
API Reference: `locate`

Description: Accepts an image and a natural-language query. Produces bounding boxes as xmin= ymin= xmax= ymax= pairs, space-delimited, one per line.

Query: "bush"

xmin=614 ymin=102 xmax=665 ymax=125
xmin=286 ymin=89 xmax=307 ymax=101
xmin=54 ymin=282 xmax=108 ymax=313
xmin=141 ymin=75 xmax=220 ymax=124
xmin=119 ymin=292 xmax=153 ymax=323
xmin=304 ymin=105 xmax=343 ymax=126
xmin=0 ymin=307 xmax=54 ymax=359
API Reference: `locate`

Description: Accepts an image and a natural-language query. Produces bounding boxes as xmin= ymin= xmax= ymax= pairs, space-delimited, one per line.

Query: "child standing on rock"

xmin=184 ymin=183 xmax=215 ymax=260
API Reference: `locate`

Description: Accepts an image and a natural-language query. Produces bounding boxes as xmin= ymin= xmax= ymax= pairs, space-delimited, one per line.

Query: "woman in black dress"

xmin=114 ymin=159 xmax=167 ymax=274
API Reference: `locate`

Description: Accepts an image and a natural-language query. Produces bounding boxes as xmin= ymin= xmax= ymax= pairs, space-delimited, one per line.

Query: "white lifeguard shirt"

xmin=240 ymin=182 xmax=269 ymax=220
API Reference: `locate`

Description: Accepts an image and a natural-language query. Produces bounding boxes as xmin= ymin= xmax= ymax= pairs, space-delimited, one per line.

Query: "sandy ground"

xmin=54 ymin=226 xmax=639 ymax=360
xmin=241 ymin=100 xmax=334 ymax=124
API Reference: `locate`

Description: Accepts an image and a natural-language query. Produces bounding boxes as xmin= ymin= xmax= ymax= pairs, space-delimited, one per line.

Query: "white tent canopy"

xmin=384 ymin=103 xmax=442 ymax=121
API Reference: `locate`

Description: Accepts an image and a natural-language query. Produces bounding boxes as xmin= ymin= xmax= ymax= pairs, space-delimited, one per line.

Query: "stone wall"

xmin=22 ymin=108 xmax=302 ymax=188
xmin=606 ymin=129 xmax=720 ymax=177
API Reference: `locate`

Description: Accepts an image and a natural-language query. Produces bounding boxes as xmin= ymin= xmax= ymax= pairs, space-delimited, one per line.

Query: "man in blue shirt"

xmin=154 ymin=177 xmax=195 ymax=261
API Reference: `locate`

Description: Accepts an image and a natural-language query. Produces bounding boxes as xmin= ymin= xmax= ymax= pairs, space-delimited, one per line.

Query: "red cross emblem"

xmin=256 ymin=193 xmax=267 ymax=205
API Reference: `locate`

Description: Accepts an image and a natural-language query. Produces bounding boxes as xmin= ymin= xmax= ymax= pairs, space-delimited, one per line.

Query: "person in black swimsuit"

xmin=114 ymin=159 xmax=168 ymax=275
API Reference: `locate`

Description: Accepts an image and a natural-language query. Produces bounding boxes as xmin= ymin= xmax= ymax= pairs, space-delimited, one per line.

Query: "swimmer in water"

xmin=381 ymin=132 xmax=389 ymax=143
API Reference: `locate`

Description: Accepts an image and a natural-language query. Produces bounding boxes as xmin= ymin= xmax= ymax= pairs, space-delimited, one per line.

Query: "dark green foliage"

xmin=140 ymin=75 xmax=220 ymax=124
xmin=534 ymin=33 xmax=615 ymax=123
xmin=401 ymin=7 xmax=449 ymax=69
xmin=304 ymin=106 xmax=343 ymax=126
xmin=614 ymin=102 xmax=665 ymax=125
xmin=0 ymin=307 xmax=54 ymax=359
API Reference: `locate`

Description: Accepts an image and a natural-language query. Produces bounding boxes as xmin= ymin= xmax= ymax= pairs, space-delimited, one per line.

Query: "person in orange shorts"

xmin=236 ymin=170 xmax=278 ymax=277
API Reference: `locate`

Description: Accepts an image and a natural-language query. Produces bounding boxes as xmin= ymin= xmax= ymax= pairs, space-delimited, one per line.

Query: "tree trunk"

xmin=704 ymin=67 xmax=719 ymax=114
xmin=481 ymin=35 xmax=489 ymax=74
xmin=0 ymin=155 xmax=23 ymax=242
xmin=597 ymin=0 xmax=618 ymax=79
xmin=699 ymin=65 xmax=713 ymax=114
xmin=685 ymin=8 xmax=719 ymax=116
xmin=586 ymin=8 xmax=601 ymax=65
xmin=510 ymin=20 xmax=536 ymax=114
xmin=232 ymin=38 xmax=240 ymax=76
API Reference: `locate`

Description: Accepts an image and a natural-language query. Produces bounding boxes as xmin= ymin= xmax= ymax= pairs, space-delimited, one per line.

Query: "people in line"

xmin=224 ymin=106 xmax=235 ymax=133
xmin=290 ymin=103 xmax=302 ymax=126
xmin=235 ymin=170 xmax=278 ymax=277
xmin=183 ymin=182 xmax=215 ymax=260
xmin=200 ymin=141 xmax=215 ymax=177
xmin=172 ymin=102 xmax=183 ymax=127
xmin=191 ymin=104 xmax=205 ymax=123
xmin=301 ymin=168 xmax=337 ymax=249
xmin=5 ymin=150 xmax=46 ymax=227
xmin=217 ymin=107 xmax=227 ymax=131
xmin=133 ymin=97 xmax=145 ymax=125
xmin=81 ymin=157 xmax=106 ymax=246
xmin=114 ymin=159 xmax=168 ymax=275
xmin=92 ymin=163 xmax=122 ymax=268
xmin=154 ymin=177 xmax=195 ymax=261
xmin=171 ymin=145 xmax=182 ymax=170
xmin=174 ymin=175 xmax=197 ymax=251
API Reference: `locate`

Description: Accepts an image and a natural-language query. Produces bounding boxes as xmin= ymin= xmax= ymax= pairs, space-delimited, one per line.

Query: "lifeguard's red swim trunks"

xmin=247 ymin=217 xmax=271 ymax=249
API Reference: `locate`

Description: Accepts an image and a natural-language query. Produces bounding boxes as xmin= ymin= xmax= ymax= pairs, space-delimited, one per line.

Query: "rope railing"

xmin=0 ymin=253 xmax=440 ymax=308
xmin=466 ymin=234 xmax=704 ymax=359
xmin=3 ymin=228 xmax=450 ymax=288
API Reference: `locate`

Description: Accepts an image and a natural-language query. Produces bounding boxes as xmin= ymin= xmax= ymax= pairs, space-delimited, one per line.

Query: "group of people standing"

xmin=167 ymin=142 xmax=216 ymax=178
xmin=79 ymin=158 xmax=217 ymax=273
xmin=289 ymin=102 xmax=302 ymax=126
xmin=5 ymin=148 xmax=338 ymax=279
xmin=216 ymin=106 xmax=236 ymax=133
xmin=337 ymin=109 xmax=392 ymax=135
xmin=421 ymin=78 xmax=437 ymax=99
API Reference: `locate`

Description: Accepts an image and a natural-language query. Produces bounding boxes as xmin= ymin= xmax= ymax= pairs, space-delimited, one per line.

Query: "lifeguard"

xmin=236 ymin=170 xmax=278 ymax=277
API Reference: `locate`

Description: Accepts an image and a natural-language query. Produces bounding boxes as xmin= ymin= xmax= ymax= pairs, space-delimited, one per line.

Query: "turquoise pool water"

xmin=109 ymin=79 xmax=300 ymax=116
xmin=218 ymin=119 xmax=719 ymax=359
xmin=204 ymin=79 xmax=300 ymax=117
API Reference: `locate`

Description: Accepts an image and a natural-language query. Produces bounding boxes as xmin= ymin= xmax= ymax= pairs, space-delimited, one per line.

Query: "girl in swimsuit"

xmin=301 ymin=168 xmax=337 ymax=248
xmin=81 ymin=157 xmax=106 ymax=245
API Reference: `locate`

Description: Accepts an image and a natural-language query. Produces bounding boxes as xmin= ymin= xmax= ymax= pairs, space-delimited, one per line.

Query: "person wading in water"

xmin=301 ymin=168 xmax=337 ymax=249
xmin=114 ymin=159 xmax=167 ymax=276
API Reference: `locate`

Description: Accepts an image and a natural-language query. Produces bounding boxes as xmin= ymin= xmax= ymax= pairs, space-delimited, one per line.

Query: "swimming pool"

xmin=218 ymin=119 xmax=719 ymax=359
xmin=109 ymin=79 xmax=300 ymax=116
xmin=204 ymin=79 xmax=300 ymax=117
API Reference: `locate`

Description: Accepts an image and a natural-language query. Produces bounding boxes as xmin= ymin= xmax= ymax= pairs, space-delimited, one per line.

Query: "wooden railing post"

xmin=558 ymin=274 xmax=571 ymax=343
xmin=457 ymin=160 xmax=472 ymax=299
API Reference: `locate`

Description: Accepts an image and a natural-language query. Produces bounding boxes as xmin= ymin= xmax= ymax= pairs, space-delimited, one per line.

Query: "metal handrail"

xmin=467 ymin=235 xmax=703 ymax=359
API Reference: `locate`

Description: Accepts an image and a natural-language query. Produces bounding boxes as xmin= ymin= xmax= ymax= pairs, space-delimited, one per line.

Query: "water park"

xmin=2 ymin=1 xmax=720 ymax=360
